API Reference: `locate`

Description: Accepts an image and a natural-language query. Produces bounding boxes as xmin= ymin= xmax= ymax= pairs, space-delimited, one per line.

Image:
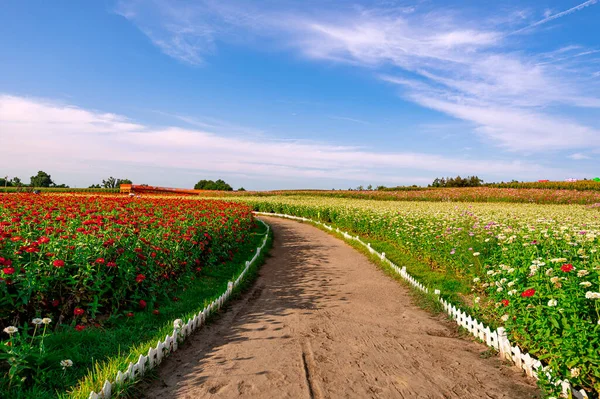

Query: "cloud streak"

xmin=512 ymin=0 xmax=599 ymax=34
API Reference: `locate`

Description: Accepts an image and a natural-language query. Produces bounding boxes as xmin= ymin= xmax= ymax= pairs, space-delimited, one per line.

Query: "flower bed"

xmin=0 ymin=194 xmax=255 ymax=394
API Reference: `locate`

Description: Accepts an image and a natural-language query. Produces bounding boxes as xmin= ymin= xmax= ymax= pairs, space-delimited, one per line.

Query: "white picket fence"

xmin=87 ymin=220 xmax=270 ymax=399
xmin=255 ymin=212 xmax=588 ymax=399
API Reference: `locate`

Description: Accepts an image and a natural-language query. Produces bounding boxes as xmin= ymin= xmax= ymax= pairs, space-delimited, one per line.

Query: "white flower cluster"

xmin=3 ymin=326 xmax=18 ymax=335
xmin=60 ymin=359 xmax=73 ymax=369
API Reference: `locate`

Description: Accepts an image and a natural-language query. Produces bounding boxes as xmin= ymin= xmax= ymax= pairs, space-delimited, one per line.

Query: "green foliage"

xmin=29 ymin=171 xmax=54 ymax=188
xmin=100 ymin=177 xmax=132 ymax=189
xmin=194 ymin=179 xmax=233 ymax=191
xmin=237 ymin=187 xmax=246 ymax=191
xmin=0 ymin=320 xmax=62 ymax=390
xmin=430 ymin=175 xmax=483 ymax=187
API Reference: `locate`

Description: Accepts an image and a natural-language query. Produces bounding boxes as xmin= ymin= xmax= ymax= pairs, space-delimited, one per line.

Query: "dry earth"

xmin=142 ymin=216 xmax=539 ymax=399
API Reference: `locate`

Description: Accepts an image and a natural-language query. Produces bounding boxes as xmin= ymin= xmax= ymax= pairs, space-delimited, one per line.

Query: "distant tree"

xmin=1 ymin=176 xmax=12 ymax=188
xmin=356 ymin=185 xmax=364 ymax=191
xmin=30 ymin=171 xmax=54 ymax=187
xmin=194 ymin=179 xmax=233 ymax=191
xmin=237 ymin=187 xmax=246 ymax=191
xmin=376 ymin=185 xmax=387 ymax=191
xmin=367 ymin=184 xmax=373 ymax=190
xmin=430 ymin=175 xmax=482 ymax=188
xmin=12 ymin=177 xmax=22 ymax=186
xmin=100 ymin=177 xmax=132 ymax=189
xmin=89 ymin=184 xmax=102 ymax=188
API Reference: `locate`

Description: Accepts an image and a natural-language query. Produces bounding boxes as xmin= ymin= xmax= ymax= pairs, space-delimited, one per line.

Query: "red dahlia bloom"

xmin=153 ymin=309 xmax=160 ymax=315
xmin=135 ymin=274 xmax=146 ymax=283
xmin=53 ymin=259 xmax=65 ymax=268
xmin=501 ymin=299 xmax=509 ymax=307
xmin=126 ymin=312 xmax=134 ymax=317
xmin=106 ymin=261 xmax=117 ymax=267
xmin=139 ymin=299 xmax=147 ymax=309
xmin=95 ymin=258 xmax=105 ymax=264
xmin=74 ymin=307 xmax=84 ymax=316
xmin=75 ymin=324 xmax=86 ymax=331
xmin=521 ymin=289 xmax=535 ymax=298
xmin=2 ymin=267 xmax=15 ymax=275
xmin=561 ymin=263 xmax=574 ymax=272
xmin=51 ymin=299 xmax=59 ymax=307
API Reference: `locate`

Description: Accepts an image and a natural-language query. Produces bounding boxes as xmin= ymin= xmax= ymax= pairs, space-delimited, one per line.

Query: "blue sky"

xmin=1 ymin=0 xmax=599 ymax=189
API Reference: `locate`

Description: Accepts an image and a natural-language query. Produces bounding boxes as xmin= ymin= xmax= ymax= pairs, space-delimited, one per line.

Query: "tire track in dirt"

xmin=142 ymin=216 xmax=539 ymax=399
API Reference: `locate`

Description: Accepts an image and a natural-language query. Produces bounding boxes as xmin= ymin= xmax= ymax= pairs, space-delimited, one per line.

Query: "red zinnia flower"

xmin=139 ymin=299 xmax=147 ymax=309
xmin=135 ymin=274 xmax=146 ymax=283
xmin=74 ymin=307 xmax=84 ymax=316
xmin=38 ymin=236 xmax=50 ymax=244
xmin=521 ymin=289 xmax=535 ymax=298
xmin=95 ymin=258 xmax=105 ymax=264
xmin=53 ymin=259 xmax=65 ymax=268
xmin=75 ymin=324 xmax=86 ymax=331
xmin=51 ymin=299 xmax=59 ymax=307
xmin=106 ymin=261 xmax=117 ymax=268
xmin=126 ymin=312 xmax=134 ymax=317
xmin=152 ymin=309 xmax=160 ymax=315
xmin=561 ymin=263 xmax=574 ymax=272
xmin=2 ymin=267 xmax=15 ymax=275
xmin=501 ymin=299 xmax=509 ymax=307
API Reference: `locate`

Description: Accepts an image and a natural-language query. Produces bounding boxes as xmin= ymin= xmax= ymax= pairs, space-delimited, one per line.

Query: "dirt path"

xmin=142 ymin=216 xmax=539 ymax=399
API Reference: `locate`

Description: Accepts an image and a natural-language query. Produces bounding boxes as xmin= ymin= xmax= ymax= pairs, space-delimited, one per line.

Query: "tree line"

xmin=1 ymin=171 xmax=132 ymax=189
xmin=2 ymin=172 xmax=244 ymax=191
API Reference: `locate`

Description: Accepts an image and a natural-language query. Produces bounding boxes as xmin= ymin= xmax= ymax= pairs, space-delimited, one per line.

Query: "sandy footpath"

xmin=142 ymin=216 xmax=539 ymax=399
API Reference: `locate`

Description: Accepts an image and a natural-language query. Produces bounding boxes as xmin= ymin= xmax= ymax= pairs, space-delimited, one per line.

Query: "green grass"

xmin=3 ymin=222 xmax=271 ymax=399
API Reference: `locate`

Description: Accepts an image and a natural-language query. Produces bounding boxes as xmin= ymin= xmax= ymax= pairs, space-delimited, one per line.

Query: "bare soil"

xmin=142 ymin=216 xmax=539 ymax=399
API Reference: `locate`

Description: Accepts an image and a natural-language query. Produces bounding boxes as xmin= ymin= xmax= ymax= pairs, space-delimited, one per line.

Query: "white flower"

xmin=508 ymin=289 xmax=517 ymax=296
xmin=507 ymin=268 xmax=515 ymax=273
xmin=570 ymin=367 xmax=580 ymax=378
xmin=173 ymin=319 xmax=183 ymax=329
xmin=473 ymin=252 xmax=480 ymax=257
xmin=32 ymin=318 xmax=43 ymax=325
xmin=545 ymin=268 xmax=553 ymax=276
xmin=487 ymin=270 xmax=495 ymax=275
xmin=580 ymin=282 xmax=592 ymax=287
xmin=42 ymin=318 xmax=52 ymax=325
xmin=60 ymin=359 xmax=73 ymax=369
xmin=497 ymin=287 xmax=503 ymax=292
xmin=547 ymin=299 xmax=558 ymax=307
xmin=577 ymin=270 xmax=589 ymax=277
xmin=474 ymin=297 xmax=480 ymax=303
xmin=3 ymin=326 xmax=17 ymax=335
xmin=507 ymin=281 xmax=515 ymax=287
xmin=473 ymin=277 xmax=480 ymax=283
xmin=501 ymin=314 xmax=509 ymax=322
xmin=585 ymin=292 xmax=600 ymax=299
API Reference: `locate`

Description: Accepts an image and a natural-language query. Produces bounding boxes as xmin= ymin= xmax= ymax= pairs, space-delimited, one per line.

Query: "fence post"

xmin=497 ymin=327 xmax=509 ymax=360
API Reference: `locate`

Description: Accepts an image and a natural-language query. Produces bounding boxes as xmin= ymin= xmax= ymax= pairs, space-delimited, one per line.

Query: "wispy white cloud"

xmin=0 ymin=95 xmax=565 ymax=186
xmin=328 ymin=115 xmax=372 ymax=125
xmin=116 ymin=1 xmax=600 ymax=154
xmin=569 ymin=153 xmax=591 ymax=160
xmin=512 ymin=0 xmax=599 ymax=34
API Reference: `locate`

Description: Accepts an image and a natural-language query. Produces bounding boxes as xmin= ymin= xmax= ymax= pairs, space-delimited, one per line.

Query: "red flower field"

xmin=0 ymin=194 xmax=254 ymax=330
